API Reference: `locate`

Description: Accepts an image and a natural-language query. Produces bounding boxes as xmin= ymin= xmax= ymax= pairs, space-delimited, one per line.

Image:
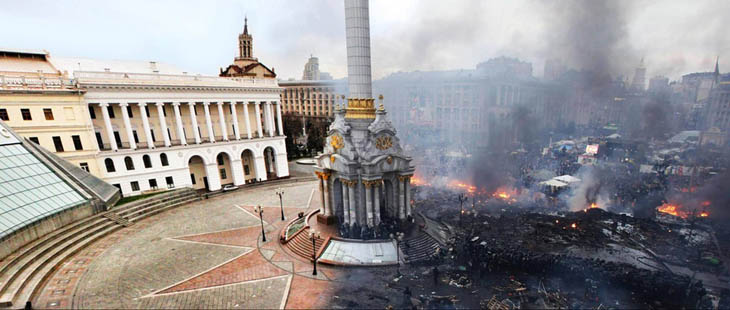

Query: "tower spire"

xmin=715 ymin=56 xmax=720 ymax=84
xmin=244 ymin=15 xmax=248 ymax=35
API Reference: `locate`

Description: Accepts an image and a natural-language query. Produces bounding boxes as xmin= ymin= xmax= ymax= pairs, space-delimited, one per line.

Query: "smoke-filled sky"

xmin=2 ymin=0 xmax=727 ymax=81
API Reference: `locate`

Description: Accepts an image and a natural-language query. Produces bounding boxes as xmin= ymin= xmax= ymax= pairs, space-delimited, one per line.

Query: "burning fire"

xmin=447 ymin=180 xmax=477 ymax=194
xmin=700 ymin=211 xmax=709 ymax=218
xmin=491 ymin=187 xmax=518 ymax=203
xmin=657 ymin=203 xmax=687 ymax=218
xmin=570 ymin=223 xmax=577 ymax=229
xmin=410 ymin=176 xmax=429 ymax=186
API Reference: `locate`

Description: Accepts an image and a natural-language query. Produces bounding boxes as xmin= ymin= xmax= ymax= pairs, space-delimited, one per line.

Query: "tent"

xmin=554 ymin=175 xmax=581 ymax=184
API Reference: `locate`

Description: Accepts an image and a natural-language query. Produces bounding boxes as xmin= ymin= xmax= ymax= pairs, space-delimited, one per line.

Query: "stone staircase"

xmin=285 ymin=228 xmax=325 ymax=262
xmin=0 ymin=188 xmax=201 ymax=308
xmin=400 ymin=232 xmax=441 ymax=263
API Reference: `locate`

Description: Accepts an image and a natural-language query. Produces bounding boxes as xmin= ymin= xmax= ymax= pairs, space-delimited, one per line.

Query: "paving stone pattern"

xmin=35 ymin=181 xmax=345 ymax=309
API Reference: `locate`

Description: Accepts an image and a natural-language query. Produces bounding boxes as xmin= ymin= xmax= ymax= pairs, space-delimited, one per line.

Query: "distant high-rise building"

xmin=302 ymin=55 xmax=320 ymax=80
xmin=630 ymin=58 xmax=646 ymax=92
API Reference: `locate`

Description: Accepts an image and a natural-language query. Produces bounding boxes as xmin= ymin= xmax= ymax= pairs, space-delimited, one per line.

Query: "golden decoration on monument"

xmin=375 ymin=136 xmax=393 ymax=150
xmin=330 ymin=134 xmax=344 ymax=150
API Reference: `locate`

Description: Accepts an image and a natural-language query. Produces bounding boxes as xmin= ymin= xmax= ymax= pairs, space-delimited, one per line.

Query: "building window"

xmin=149 ymin=179 xmax=158 ymax=190
xmin=21 ymin=109 xmax=32 ymax=120
xmin=95 ymin=132 xmax=104 ymax=150
xmin=113 ymin=131 xmax=122 ymax=148
xmin=127 ymin=106 xmax=133 ymax=118
xmin=0 ymin=108 xmax=8 ymax=121
xmin=160 ymin=153 xmax=169 ymax=166
xmin=107 ymin=106 xmax=115 ymax=118
xmin=29 ymin=137 xmax=39 ymax=144
xmin=143 ymin=155 xmax=152 ymax=168
xmin=88 ymin=106 xmax=96 ymax=119
xmin=44 ymin=108 xmax=54 ymax=120
xmin=190 ymin=174 xmax=196 ymax=185
xmin=105 ymin=158 xmax=116 ymax=172
xmin=162 ymin=106 xmax=167 ymax=117
xmin=52 ymin=136 xmax=64 ymax=152
xmin=131 ymin=181 xmax=140 ymax=191
xmin=132 ymin=130 xmax=139 ymax=143
xmin=150 ymin=129 xmax=156 ymax=142
xmin=145 ymin=106 xmax=150 ymax=117
xmin=220 ymin=168 xmax=227 ymax=179
xmin=244 ymin=164 xmax=250 ymax=175
xmin=80 ymin=162 xmax=90 ymax=172
xmin=124 ymin=156 xmax=135 ymax=170
xmin=72 ymin=135 xmax=83 ymax=150
xmin=217 ymin=154 xmax=225 ymax=166
xmin=166 ymin=176 xmax=174 ymax=188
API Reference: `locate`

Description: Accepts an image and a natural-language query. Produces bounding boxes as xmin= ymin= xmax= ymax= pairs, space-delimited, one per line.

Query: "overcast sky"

xmin=2 ymin=0 xmax=727 ymax=81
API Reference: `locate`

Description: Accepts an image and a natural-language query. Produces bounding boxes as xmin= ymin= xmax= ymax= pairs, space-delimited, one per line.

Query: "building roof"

xmin=0 ymin=122 xmax=119 ymax=239
xmin=50 ymin=57 xmax=193 ymax=76
xmin=0 ymin=48 xmax=48 ymax=56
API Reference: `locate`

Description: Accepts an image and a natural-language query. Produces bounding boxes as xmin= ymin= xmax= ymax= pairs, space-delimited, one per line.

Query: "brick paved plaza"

xmin=35 ymin=180 xmax=348 ymax=309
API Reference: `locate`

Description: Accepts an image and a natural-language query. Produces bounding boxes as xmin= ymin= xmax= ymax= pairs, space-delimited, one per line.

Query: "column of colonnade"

xmin=93 ymin=100 xmax=284 ymax=151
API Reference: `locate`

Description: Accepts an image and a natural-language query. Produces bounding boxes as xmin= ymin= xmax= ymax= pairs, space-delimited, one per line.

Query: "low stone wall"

xmin=0 ymin=201 xmax=102 ymax=261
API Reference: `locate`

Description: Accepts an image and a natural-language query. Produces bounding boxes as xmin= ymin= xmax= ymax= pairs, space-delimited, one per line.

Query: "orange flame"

xmin=699 ymin=211 xmax=709 ymax=218
xmin=491 ymin=187 xmax=518 ymax=202
xmin=570 ymin=223 xmax=577 ymax=229
xmin=657 ymin=203 xmax=689 ymax=219
xmin=448 ymin=180 xmax=477 ymax=193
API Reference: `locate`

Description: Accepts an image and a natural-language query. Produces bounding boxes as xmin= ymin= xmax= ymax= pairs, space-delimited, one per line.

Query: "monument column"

xmin=365 ymin=181 xmax=373 ymax=227
xmin=323 ymin=175 xmax=331 ymax=216
xmin=405 ymin=176 xmax=412 ymax=217
xmin=348 ymin=181 xmax=357 ymax=224
xmin=342 ymin=181 xmax=350 ymax=225
xmin=398 ymin=176 xmax=406 ymax=220
xmin=317 ymin=172 xmax=326 ymax=214
xmin=373 ymin=181 xmax=381 ymax=225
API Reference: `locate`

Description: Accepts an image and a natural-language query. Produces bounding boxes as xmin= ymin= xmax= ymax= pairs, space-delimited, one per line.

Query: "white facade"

xmin=74 ymin=70 xmax=289 ymax=196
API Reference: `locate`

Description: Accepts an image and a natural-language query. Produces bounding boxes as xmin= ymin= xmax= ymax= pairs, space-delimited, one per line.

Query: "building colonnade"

xmin=93 ymin=100 xmax=285 ymax=152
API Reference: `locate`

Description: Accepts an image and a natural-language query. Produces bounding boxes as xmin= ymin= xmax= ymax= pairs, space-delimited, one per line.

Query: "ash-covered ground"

xmin=325 ymin=186 xmax=729 ymax=309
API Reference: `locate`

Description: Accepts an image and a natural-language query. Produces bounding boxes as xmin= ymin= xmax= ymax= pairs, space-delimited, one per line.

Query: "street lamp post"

xmin=458 ymin=193 xmax=467 ymax=226
xmin=255 ymin=205 xmax=266 ymax=242
xmin=391 ymin=232 xmax=405 ymax=276
xmin=276 ymin=188 xmax=285 ymax=221
xmin=309 ymin=229 xmax=321 ymax=275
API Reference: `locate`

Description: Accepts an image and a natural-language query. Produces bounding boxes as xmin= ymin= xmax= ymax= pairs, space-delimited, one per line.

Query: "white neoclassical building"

xmin=57 ymin=65 xmax=289 ymax=196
